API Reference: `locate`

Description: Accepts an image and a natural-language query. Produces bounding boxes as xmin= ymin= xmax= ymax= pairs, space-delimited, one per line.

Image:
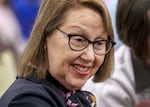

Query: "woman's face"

xmin=46 ymin=6 xmax=107 ymax=91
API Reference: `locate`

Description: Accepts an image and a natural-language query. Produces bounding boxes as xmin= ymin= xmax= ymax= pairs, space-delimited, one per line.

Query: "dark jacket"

xmin=0 ymin=74 xmax=67 ymax=107
xmin=0 ymin=73 xmax=95 ymax=107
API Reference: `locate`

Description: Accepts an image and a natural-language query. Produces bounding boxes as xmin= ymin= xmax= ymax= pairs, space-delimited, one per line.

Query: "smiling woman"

xmin=0 ymin=0 xmax=115 ymax=107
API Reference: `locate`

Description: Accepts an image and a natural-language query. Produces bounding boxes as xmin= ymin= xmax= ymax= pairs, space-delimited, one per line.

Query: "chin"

xmin=65 ymin=82 xmax=82 ymax=91
xmin=71 ymin=83 xmax=85 ymax=91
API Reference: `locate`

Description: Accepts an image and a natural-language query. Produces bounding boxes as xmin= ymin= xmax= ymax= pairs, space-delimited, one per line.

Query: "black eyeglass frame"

xmin=56 ymin=27 xmax=116 ymax=55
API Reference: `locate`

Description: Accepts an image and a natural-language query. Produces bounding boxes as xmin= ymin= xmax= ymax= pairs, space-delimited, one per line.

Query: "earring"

xmin=44 ymin=46 xmax=47 ymax=51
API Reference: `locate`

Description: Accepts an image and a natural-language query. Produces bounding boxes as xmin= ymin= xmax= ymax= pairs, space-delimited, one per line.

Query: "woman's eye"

xmin=94 ymin=41 xmax=106 ymax=49
xmin=96 ymin=42 xmax=104 ymax=46
xmin=72 ymin=36 xmax=85 ymax=43
xmin=75 ymin=38 xmax=84 ymax=43
xmin=71 ymin=36 xmax=87 ymax=46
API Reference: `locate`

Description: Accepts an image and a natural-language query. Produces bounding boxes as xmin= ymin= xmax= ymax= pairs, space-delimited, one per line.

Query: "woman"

xmin=0 ymin=0 xmax=115 ymax=107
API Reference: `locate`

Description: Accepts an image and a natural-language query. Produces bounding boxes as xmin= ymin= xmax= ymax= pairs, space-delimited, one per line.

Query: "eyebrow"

xmin=66 ymin=26 xmax=108 ymax=39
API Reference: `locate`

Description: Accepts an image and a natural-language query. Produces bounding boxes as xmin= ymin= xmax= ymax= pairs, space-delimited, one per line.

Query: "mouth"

xmin=71 ymin=64 xmax=91 ymax=76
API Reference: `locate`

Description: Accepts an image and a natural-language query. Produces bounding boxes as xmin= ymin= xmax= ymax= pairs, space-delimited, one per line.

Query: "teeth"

xmin=74 ymin=65 xmax=88 ymax=72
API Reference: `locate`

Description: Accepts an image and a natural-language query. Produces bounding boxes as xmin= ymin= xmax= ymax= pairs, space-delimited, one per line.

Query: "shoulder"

xmin=115 ymin=45 xmax=131 ymax=65
xmin=8 ymin=95 xmax=55 ymax=107
xmin=83 ymin=75 xmax=135 ymax=106
xmin=0 ymin=77 xmax=66 ymax=107
xmin=113 ymin=45 xmax=135 ymax=87
xmin=100 ymin=45 xmax=135 ymax=96
xmin=83 ymin=78 xmax=131 ymax=106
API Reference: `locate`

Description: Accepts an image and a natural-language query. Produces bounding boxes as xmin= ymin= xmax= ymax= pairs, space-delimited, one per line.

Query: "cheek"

xmin=47 ymin=44 xmax=77 ymax=68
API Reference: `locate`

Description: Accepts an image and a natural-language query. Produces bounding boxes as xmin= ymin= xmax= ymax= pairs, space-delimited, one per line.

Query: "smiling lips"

xmin=72 ymin=64 xmax=91 ymax=75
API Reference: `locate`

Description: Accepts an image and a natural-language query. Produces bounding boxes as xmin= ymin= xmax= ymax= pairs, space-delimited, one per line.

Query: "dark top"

xmin=0 ymin=73 xmax=96 ymax=107
xmin=131 ymin=52 xmax=150 ymax=93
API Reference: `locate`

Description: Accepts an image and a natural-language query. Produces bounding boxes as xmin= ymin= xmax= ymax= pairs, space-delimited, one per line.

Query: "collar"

xmin=131 ymin=52 xmax=150 ymax=93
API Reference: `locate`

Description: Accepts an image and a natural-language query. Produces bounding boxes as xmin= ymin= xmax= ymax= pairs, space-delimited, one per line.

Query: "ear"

xmin=44 ymin=38 xmax=48 ymax=51
xmin=44 ymin=45 xmax=47 ymax=51
xmin=44 ymin=41 xmax=49 ymax=70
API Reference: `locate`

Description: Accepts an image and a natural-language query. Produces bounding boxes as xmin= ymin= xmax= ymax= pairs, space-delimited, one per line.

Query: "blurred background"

xmin=0 ymin=0 xmax=41 ymax=96
xmin=103 ymin=0 xmax=122 ymax=50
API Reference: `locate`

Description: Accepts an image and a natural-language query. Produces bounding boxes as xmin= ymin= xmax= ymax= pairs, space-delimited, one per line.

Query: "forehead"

xmin=61 ymin=5 xmax=103 ymax=24
xmin=61 ymin=6 xmax=105 ymax=31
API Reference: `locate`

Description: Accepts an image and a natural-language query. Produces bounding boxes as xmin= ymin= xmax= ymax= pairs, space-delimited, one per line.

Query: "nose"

xmin=80 ymin=45 xmax=95 ymax=62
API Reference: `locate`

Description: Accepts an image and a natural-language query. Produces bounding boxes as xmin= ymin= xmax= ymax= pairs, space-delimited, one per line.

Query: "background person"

xmin=0 ymin=0 xmax=116 ymax=107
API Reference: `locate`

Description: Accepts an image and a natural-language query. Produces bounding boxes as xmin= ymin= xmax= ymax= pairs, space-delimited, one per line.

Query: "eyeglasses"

xmin=56 ymin=28 xmax=116 ymax=55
